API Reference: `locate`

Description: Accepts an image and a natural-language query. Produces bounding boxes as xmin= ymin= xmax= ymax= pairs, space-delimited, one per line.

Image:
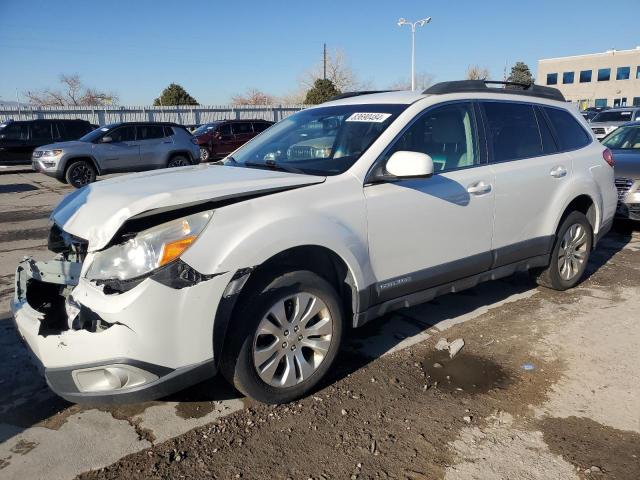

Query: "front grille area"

xmin=32 ymin=150 xmax=43 ymax=158
xmin=615 ymin=177 xmax=634 ymax=201
xmin=591 ymin=127 xmax=606 ymax=135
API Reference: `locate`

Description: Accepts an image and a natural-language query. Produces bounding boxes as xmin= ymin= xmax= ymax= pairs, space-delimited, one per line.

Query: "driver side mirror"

xmin=384 ymin=151 xmax=434 ymax=179
xmin=101 ymin=136 xmax=113 ymax=143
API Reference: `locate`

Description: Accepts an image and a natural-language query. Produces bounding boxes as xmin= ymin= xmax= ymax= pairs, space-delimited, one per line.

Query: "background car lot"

xmin=0 ymin=168 xmax=639 ymax=479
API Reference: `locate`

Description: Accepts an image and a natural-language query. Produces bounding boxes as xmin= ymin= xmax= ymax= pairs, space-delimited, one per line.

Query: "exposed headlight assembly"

xmin=41 ymin=149 xmax=63 ymax=157
xmin=86 ymin=210 xmax=213 ymax=282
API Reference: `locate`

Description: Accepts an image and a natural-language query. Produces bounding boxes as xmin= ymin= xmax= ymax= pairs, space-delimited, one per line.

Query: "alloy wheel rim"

xmin=72 ymin=164 xmax=92 ymax=186
xmin=253 ymin=292 xmax=333 ymax=388
xmin=170 ymin=157 xmax=189 ymax=167
xmin=200 ymin=148 xmax=209 ymax=161
xmin=558 ymin=223 xmax=588 ymax=281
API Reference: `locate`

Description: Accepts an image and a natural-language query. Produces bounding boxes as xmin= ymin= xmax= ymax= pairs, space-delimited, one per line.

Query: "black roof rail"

xmin=423 ymin=80 xmax=566 ymax=102
xmin=329 ymin=90 xmax=393 ymax=101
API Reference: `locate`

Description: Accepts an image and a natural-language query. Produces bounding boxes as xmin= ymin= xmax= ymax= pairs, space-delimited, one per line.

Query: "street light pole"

xmin=397 ymin=16 xmax=432 ymax=91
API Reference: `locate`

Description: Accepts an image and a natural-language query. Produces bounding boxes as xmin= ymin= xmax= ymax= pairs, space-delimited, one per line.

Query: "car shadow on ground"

xmin=0 ymin=226 xmax=634 ymax=440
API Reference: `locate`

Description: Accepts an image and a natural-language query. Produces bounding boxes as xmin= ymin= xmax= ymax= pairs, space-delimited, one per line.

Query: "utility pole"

xmin=397 ymin=17 xmax=432 ymax=91
xmin=323 ymin=43 xmax=327 ymax=80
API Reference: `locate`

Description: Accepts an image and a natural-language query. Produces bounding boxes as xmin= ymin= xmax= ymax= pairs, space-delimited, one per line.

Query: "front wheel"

xmin=64 ymin=160 xmax=96 ymax=188
xmin=221 ymin=270 xmax=344 ymax=404
xmin=531 ymin=211 xmax=592 ymax=290
xmin=199 ymin=147 xmax=210 ymax=162
xmin=167 ymin=155 xmax=192 ymax=168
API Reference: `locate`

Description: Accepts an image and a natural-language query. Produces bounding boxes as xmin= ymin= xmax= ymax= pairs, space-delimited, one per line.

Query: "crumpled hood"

xmin=51 ymin=164 xmax=325 ymax=251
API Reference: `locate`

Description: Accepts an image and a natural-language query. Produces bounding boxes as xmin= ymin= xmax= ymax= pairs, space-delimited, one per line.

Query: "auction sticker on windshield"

xmin=346 ymin=112 xmax=392 ymax=123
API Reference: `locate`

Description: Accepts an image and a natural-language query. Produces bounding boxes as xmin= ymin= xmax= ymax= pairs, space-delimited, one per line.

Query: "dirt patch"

xmin=0 ymin=456 xmax=11 ymax=470
xmin=9 ymin=439 xmax=38 ymax=455
xmin=539 ymin=416 xmax=640 ymax=480
xmin=421 ymin=351 xmax=511 ymax=394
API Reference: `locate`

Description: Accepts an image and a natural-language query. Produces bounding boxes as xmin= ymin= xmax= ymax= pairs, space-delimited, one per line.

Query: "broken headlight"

xmin=86 ymin=211 xmax=213 ymax=282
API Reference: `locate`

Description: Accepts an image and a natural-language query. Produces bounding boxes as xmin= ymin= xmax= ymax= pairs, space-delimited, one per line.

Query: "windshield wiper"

xmin=243 ymin=160 xmax=306 ymax=175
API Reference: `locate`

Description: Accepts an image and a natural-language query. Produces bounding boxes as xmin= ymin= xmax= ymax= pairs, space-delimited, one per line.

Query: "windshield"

xmin=602 ymin=125 xmax=640 ymax=150
xmin=79 ymin=123 xmax=118 ymax=142
xmin=592 ymin=110 xmax=635 ymax=123
xmin=193 ymin=122 xmax=221 ymax=136
xmin=224 ymin=104 xmax=407 ymax=175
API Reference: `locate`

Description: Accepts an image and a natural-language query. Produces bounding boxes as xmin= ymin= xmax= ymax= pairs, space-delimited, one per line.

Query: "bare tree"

xmin=465 ymin=65 xmax=491 ymax=81
xmin=387 ymin=72 xmax=435 ymax=91
xmin=24 ymin=74 xmax=118 ymax=106
xmin=300 ymin=47 xmax=369 ymax=93
xmin=231 ymin=88 xmax=275 ymax=105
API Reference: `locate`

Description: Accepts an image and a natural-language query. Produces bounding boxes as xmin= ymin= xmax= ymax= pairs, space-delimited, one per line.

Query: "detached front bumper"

xmin=11 ymin=257 xmax=233 ymax=404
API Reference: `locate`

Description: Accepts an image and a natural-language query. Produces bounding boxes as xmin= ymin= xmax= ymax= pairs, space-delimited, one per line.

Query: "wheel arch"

xmin=61 ymin=155 xmax=102 ymax=176
xmin=554 ymin=193 xmax=600 ymax=248
xmin=168 ymin=149 xmax=196 ymax=164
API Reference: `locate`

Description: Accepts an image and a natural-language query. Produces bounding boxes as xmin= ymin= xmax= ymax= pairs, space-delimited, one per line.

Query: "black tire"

xmin=531 ymin=211 xmax=593 ymax=290
xmin=64 ymin=160 xmax=96 ymax=188
xmin=220 ymin=270 xmax=345 ymax=404
xmin=199 ymin=147 xmax=210 ymax=162
xmin=167 ymin=154 xmax=192 ymax=168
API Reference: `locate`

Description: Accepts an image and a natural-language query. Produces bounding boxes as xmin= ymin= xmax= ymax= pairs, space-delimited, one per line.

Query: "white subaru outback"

xmin=12 ymin=80 xmax=617 ymax=404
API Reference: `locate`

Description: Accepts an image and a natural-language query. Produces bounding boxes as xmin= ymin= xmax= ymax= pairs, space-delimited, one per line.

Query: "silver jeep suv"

xmin=32 ymin=122 xmax=200 ymax=188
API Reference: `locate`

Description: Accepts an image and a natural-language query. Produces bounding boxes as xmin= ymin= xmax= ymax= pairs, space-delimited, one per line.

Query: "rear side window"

xmin=219 ymin=124 xmax=232 ymax=136
xmin=31 ymin=122 xmax=53 ymax=141
xmin=543 ymin=107 xmax=590 ymax=151
xmin=534 ymin=108 xmax=558 ymax=154
xmin=137 ymin=125 xmax=165 ymax=140
xmin=252 ymin=122 xmax=271 ymax=133
xmin=482 ymin=102 xmax=542 ymax=162
xmin=232 ymin=122 xmax=252 ymax=134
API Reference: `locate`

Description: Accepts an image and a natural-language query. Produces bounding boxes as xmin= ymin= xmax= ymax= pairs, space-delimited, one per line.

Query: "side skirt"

xmin=353 ymin=254 xmax=549 ymax=328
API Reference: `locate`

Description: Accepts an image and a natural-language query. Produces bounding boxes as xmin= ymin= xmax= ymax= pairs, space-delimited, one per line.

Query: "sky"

xmin=0 ymin=0 xmax=638 ymax=105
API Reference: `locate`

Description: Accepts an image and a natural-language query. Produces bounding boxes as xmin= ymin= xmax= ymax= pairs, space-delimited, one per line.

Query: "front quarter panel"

xmin=181 ymin=173 xmax=372 ymax=294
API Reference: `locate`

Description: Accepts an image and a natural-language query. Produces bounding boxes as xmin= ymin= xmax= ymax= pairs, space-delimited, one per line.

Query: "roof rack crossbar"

xmin=423 ymin=80 xmax=565 ymax=102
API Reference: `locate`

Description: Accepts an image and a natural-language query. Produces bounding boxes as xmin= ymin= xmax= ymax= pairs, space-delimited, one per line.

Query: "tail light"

xmin=602 ymin=148 xmax=615 ymax=167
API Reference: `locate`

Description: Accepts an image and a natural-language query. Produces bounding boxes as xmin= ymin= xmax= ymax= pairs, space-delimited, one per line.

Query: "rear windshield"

xmin=591 ymin=110 xmax=634 ymax=122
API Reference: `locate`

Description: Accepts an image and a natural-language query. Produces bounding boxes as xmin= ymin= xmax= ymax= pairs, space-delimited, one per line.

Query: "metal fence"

xmin=0 ymin=105 xmax=306 ymax=126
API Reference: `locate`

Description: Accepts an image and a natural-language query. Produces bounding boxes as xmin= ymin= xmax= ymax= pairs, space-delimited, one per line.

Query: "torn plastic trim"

xmin=105 ymin=184 xmax=315 ymax=248
xmin=94 ymin=259 xmax=225 ymax=294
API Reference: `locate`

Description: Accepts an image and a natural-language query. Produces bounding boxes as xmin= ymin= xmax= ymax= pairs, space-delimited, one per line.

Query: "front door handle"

xmin=467 ymin=181 xmax=492 ymax=195
xmin=550 ymin=166 xmax=567 ymax=178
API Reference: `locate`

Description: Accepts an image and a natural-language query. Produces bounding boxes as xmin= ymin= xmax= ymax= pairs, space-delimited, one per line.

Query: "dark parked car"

xmin=580 ymin=106 xmax=610 ymax=122
xmin=0 ymin=119 xmax=94 ymax=163
xmin=193 ymin=119 xmax=273 ymax=161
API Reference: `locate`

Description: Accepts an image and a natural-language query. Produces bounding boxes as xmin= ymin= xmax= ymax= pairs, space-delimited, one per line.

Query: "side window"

xmin=543 ymin=107 xmax=590 ymax=151
xmin=219 ymin=124 xmax=232 ymax=136
xmin=31 ymin=122 xmax=53 ymax=142
xmin=1 ymin=123 xmax=30 ymax=141
xmin=109 ymin=126 xmax=136 ymax=142
xmin=232 ymin=122 xmax=252 ymax=135
xmin=534 ymin=108 xmax=558 ymax=154
xmin=137 ymin=125 xmax=165 ymax=140
xmin=252 ymin=122 xmax=270 ymax=133
xmin=383 ymin=102 xmax=478 ymax=172
xmin=163 ymin=126 xmax=175 ymax=137
xmin=482 ymin=102 xmax=542 ymax=162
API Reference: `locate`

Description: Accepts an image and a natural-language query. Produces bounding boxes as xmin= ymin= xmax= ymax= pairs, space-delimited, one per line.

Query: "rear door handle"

xmin=550 ymin=166 xmax=567 ymax=178
xmin=467 ymin=181 xmax=492 ymax=195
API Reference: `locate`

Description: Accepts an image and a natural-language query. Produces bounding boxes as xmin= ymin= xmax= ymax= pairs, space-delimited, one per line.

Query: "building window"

xmin=579 ymin=70 xmax=592 ymax=83
xmin=637 ymin=66 xmax=640 ymax=79
xmin=563 ymin=72 xmax=575 ymax=84
xmin=616 ymin=66 xmax=631 ymax=80
xmin=597 ymin=68 xmax=611 ymax=81
xmin=546 ymin=73 xmax=558 ymax=85
xmin=633 ymin=97 xmax=640 ymax=107
xmin=594 ymin=98 xmax=608 ymax=107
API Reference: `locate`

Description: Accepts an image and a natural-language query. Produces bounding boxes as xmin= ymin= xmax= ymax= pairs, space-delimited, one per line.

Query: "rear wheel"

xmin=167 ymin=155 xmax=191 ymax=168
xmin=221 ymin=270 xmax=344 ymax=404
xmin=64 ymin=160 xmax=96 ymax=188
xmin=531 ymin=211 xmax=592 ymax=290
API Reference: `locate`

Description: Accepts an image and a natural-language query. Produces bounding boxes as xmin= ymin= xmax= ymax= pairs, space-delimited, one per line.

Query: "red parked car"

xmin=193 ymin=119 xmax=273 ymax=161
